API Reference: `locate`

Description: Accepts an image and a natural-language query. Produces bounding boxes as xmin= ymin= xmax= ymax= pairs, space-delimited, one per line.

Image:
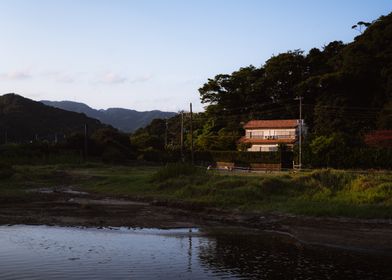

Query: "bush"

xmin=141 ymin=150 xmax=182 ymax=163
xmin=211 ymin=178 xmax=247 ymax=189
xmin=210 ymin=151 xmax=281 ymax=164
xmin=258 ymin=177 xmax=292 ymax=195
xmin=0 ymin=163 xmax=14 ymax=179
xmin=307 ymin=169 xmax=356 ymax=191
xmin=151 ymin=163 xmax=205 ymax=182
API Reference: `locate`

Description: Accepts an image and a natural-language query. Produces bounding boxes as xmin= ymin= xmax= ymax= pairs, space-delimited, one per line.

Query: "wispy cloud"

xmin=100 ymin=72 xmax=127 ymax=84
xmin=97 ymin=72 xmax=153 ymax=85
xmin=44 ymin=71 xmax=76 ymax=83
xmin=129 ymin=74 xmax=153 ymax=84
xmin=0 ymin=70 xmax=31 ymax=80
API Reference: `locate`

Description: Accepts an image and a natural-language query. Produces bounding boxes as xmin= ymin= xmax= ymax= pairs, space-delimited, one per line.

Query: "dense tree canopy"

xmin=132 ymin=12 xmax=392 ymax=166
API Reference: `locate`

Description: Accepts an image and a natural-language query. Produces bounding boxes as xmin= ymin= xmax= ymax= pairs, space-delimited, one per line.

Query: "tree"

xmin=309 ymin=134 xmax=348 ymax=168
xmin=352 ymin=21 xmax=372 ymax=34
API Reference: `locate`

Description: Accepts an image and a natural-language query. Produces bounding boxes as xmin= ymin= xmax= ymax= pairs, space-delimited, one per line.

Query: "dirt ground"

xmin=1 ymin=188 xmax=391 ymax=256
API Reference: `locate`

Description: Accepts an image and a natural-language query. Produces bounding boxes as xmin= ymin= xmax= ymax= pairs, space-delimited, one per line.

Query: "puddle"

xmin=29 ymin=187 xmax=89 ymax=196
xmin=70 ymin=198 xmax=148 ymax=206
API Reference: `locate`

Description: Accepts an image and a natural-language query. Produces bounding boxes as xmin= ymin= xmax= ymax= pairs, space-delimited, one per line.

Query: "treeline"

xmin=2 ymin=13 xmax=392 ymax=168
xmin=0 ymin=93 xmax=108 ymax=143
xmin=0 ymin=128 xmax=137 ymax=165
xmin=130 ymin=12 xmax=392 ymax=169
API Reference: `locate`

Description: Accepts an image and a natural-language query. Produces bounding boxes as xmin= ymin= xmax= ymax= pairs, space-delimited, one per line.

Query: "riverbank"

xmin=0 ymin=163 xmax=391 ymax=254
xmin=0 ymin=186 xmax=391 ymax=255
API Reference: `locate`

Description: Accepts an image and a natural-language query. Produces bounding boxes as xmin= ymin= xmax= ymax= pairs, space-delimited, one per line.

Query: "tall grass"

xmin=0 ymin=163 xmax=14 ymax=179
xmin=151 ymin=163 xmax=206 ymax=182
xmin=149 ymin=166 xmax=392 ymax=218
xmin=2 ymin=163 xmax=390 ymax=218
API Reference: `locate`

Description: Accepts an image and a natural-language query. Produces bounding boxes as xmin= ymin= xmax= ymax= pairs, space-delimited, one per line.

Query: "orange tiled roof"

xmin=244 ymin=119 xmax=299 ymax=129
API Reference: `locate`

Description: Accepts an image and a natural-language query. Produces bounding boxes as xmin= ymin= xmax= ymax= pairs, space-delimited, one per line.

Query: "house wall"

xmin=248 ymin=144 xmax=279 ymax=152
xmin=245 ymin=128 xmax=296 ymax=140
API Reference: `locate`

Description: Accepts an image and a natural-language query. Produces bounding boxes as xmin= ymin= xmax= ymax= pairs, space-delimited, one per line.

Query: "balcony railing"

xmin=247 ymin=134 xmax=296 ymax=140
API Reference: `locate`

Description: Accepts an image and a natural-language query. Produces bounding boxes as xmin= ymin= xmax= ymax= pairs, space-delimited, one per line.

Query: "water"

xmin=0 ymin=225 xmax=390 ymax=279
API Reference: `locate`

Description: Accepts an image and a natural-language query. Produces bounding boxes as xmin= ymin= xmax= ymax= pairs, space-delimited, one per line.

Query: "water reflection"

xmin=0 ymin=225 xmax=390 ymax=280
xmin=198 ymin=229 xmax=392 ymax=279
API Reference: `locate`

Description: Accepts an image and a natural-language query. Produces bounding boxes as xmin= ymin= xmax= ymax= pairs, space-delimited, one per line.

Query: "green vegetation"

xmin=0 ymin=163 xmax=14 ymax=179
xmin=0 ymin=164 xmax=73 ymax=199
xmin=2 ymin=164 xmax=390 ymax=219
xmin=0 ymin=93 xmax=108 ymax=143
xmin=145 ymin=166 xmax=392 ymax=218
xmin=2 ymin=12 xmax=392 ymax=169
xmin=1 ymin=15 xmax=392 ymax=219
xmin=131 ymin=12 xmax=392 ymax=169
xmin=0 ymin=94 xmax=137 ymax=164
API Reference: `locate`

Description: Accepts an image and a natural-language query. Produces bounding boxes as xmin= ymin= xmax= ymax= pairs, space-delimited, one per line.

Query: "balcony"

xmin=247 ymin=134 xmax=296 ymax=140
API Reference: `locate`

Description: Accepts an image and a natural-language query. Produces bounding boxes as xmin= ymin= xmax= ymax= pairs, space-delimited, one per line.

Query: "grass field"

xmin=1 ymin=163 xmax=391 ymax=219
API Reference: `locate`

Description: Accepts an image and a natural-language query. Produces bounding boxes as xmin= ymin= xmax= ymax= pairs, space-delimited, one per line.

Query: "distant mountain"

xmin=41 ymin=100 xmax=177 ymax=132
xmin=0 ymin=93 xmax=108 ymax=143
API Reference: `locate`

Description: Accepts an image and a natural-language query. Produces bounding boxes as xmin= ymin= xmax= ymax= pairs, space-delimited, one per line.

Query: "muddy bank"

xmin=0 ymin=190 xmax=205 ymax=229
xmin=151 ymin=200 xmax=392 ymax=255
xmin=1 ymin=188 xmax=391 ymax=256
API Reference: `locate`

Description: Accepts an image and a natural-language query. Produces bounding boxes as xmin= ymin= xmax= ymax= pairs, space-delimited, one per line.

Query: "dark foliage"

xmin=132 ymin=12 xmax=392 ymax=169
xmin=0 ymin=94 xmax=108 ymax=143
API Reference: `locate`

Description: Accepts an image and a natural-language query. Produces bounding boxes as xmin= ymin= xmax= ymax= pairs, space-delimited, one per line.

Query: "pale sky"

xmin=0 ymin=0 xmax=391 ymax=112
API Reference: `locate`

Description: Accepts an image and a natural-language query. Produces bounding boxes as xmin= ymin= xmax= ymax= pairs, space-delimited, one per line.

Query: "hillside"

xmin=0 ymin=93 xmax=108 ymax=143
xmin=130 ymin=11 xmax=392 ymax=169
xmin=41 ymin=100 xmax=176 ymax=132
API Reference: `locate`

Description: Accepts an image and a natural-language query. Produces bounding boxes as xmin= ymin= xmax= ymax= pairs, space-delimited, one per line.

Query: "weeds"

xmin=148 ymin=166 xmax=392 ymax=218
xmin=151 ymin=163 xmax=206 ymax=182
xmin=2 ymin=163 xmax=391 ymax=218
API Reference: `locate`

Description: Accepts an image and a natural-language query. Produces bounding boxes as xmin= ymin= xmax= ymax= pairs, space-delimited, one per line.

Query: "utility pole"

xmin=180 ymin=111 xmax=184 ymax=159
xmin=295 ymin=96 xmax=303 ymax=169
xmin=190 ymin=103 xmax=194 ymax=165
xmin=165 ymin=118 xmax=168 ymax=148
xmin=4 ymin=130 xmax=7 ymax=145
xmin=84 ymin=123 xmax=88 ymax=160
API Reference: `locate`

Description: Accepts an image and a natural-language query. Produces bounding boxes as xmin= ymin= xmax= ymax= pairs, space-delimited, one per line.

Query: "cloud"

xmin=56 ymin=75 xmax=75 ymax=83
xmin=100 ymin=72 xmax=127 ymax=84
xmin=97 ymin=72 xmax=153 ymax=85
xmin=44 ymin=71 xmax=75 ymax=83
xmin=0 ymin=70 xmax=31 ymax=80
xmin=129 ymin=74 xmax=153 ymax=84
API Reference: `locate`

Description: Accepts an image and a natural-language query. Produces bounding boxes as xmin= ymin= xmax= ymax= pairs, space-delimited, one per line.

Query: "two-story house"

xmin=239 ymin=119 xmax=305 ymax=152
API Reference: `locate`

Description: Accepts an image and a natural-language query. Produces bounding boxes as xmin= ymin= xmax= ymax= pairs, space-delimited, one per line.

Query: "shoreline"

xmin=1 ymin=189 xmax=391 ymax=256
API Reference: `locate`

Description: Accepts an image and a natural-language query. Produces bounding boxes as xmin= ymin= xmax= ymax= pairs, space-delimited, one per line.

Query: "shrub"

xmin=209 ymin=151 xmax=281 ymax=164
xmin=151 ymin=163 xmax=205 ymax=182
xmin=212 ymin=178 xmax=247 ymax=189
xmin=258 ymin=177 xmax=292 ymax=195
xmin=0 ymin=163 xmax=14 ymax=179
xmin=306 ymin=169 xmax=355 ymax=191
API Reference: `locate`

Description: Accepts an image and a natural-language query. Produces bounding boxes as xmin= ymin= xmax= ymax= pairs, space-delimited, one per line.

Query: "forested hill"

xmin=41 ymin=100 xmax=176 ymax=133
xmin=132 ymin=12 xmax=392 ymax=154
xmin=0 ymin=93 xmax=109 ymax=143
xmin=198 ymin=12 xmax=392 ymax=136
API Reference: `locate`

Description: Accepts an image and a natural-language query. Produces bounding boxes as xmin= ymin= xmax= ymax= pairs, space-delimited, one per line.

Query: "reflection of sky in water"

xmin=0 ymin=226 xmax=214 ymax=280
xmin=0 ymin=225 xmax=390 ymax=280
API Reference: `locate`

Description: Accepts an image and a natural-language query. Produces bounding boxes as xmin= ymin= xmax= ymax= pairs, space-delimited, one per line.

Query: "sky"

xmin=0 ymin=0 xmax=391 ymax=112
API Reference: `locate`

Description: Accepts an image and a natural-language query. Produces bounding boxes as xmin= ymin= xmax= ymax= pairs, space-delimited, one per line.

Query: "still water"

xmin=0 ymin=225 xmax=390 ymax=280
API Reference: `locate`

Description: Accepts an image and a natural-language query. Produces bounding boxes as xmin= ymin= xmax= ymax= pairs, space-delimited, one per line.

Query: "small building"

xmin=239 ymin=119 xmax=305 ymax=152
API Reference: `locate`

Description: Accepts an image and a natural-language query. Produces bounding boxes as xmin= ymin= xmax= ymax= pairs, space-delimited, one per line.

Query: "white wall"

xmin=248 ymin=144 xmax=279 ymax=152
xmin=246 ymin=128 xmax=296 ymax=139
